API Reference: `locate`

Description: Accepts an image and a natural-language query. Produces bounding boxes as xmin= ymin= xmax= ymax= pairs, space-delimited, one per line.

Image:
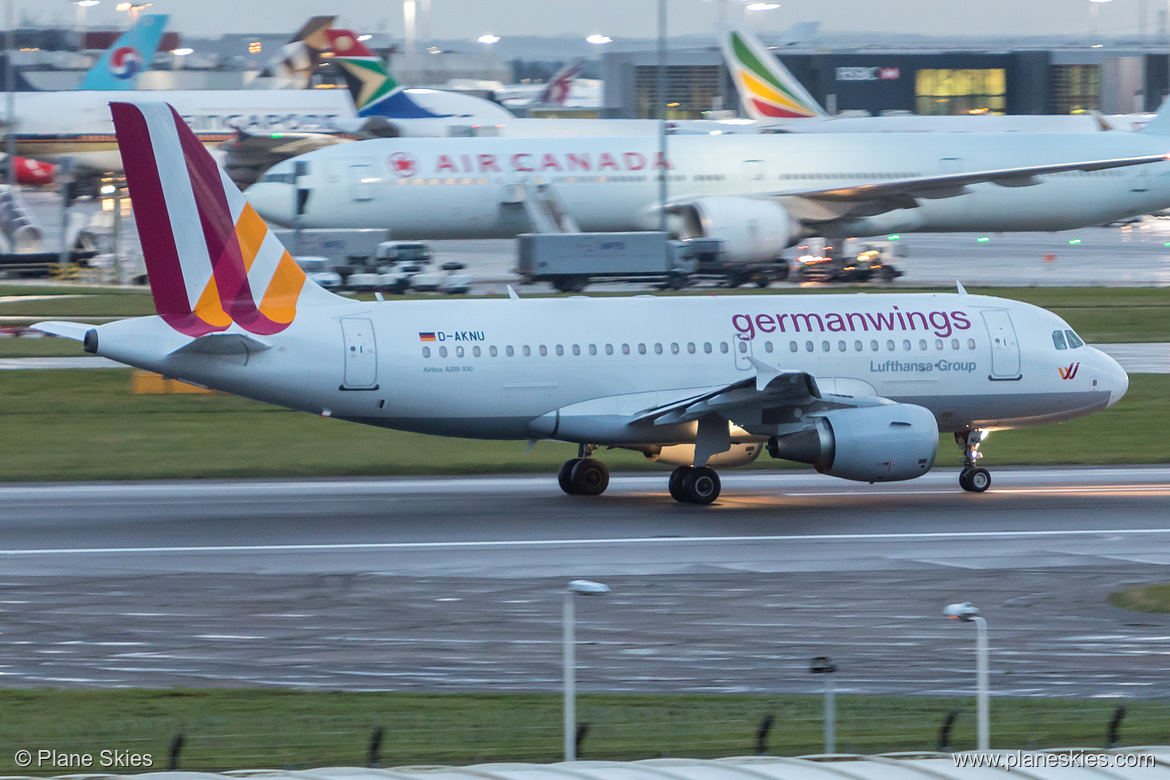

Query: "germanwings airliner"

xmin=35 ymin=102 xmax=1128 ymax=503
xmin=246 ymin=110 xmax=1170 ymax=262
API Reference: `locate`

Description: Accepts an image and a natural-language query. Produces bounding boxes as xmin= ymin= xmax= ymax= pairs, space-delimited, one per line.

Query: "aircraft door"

xmin=341 ymin=317 xmax=379 ymax=390
xmin=742 ymin=159 xmax=767 ymax=186
xmin=347 ymin=162 xmax=376 ymax=201
xmin=981 ymin=309 xmax=1021 ymax=380
xmin=733 ymin=333 xmax=754 ymax=370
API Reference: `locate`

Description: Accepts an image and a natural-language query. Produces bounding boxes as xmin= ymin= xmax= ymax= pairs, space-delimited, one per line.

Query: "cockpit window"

xmin=1065 ymin=330 xmax=1085 ymax=349
xmin=1052 ymin=330 xmax=1067 ymax=350
xmin=261 ymin=171 xmax=296 ymax=184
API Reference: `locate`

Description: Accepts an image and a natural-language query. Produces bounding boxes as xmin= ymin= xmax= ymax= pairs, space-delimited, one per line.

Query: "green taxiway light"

xmin=976 ymin=237 xmax=990 ymax=243
xmin=1068 ymin=238 xmax=1082 ymax=245
xmin=887 ymin=234 xmax=901 ymax=240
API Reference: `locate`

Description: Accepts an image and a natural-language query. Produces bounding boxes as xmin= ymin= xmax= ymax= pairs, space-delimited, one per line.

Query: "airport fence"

xmin=2 ymin=694 xmax=1170 ymax=773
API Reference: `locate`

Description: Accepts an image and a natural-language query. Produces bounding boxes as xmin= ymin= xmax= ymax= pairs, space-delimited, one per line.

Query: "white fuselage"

xmin=12 ymin=90 xmax=356 ymax=173
xmin=246 ymin=131 xmax=1170 ymax=240
xmin=89 ymin=292 xmax=1125 ymax=444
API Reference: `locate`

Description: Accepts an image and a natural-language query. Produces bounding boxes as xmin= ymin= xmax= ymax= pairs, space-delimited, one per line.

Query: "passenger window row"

xmin=421 ymin=341 xmax=733 ymax=359
xmin=761 ymin=338 xmax=977 ymax=354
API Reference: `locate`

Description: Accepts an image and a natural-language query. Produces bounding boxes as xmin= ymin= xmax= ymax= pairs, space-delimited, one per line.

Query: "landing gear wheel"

xmin=569 ymin=458 xmax=609 ymax=496
xmin=668 ymin=466 xmax=690 ymax=501
xmin=960 ymin=467 xmax=991 ymax=493
xmin=558 ymin=458 xmax=582 ymax=495
xmin=678 ymin=466 xmax=721 ymax=505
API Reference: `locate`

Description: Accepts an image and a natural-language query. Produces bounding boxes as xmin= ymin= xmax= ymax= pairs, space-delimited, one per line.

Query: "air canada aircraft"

xmin=36 ymin=102 xmax=1129 ymax=504
xmin=246 ymin=108 xmax=1170 ymax=262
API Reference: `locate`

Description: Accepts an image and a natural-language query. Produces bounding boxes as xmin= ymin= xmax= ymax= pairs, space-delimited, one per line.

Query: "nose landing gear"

xmin=558 ymin=444 xmax=610 ymax=496
xmin=956 ymin=430 xmax=991 ymax=493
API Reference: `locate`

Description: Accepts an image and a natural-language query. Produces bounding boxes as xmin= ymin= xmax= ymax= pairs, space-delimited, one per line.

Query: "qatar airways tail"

xmin=36 ymin=102 xmax=1128 ymax=504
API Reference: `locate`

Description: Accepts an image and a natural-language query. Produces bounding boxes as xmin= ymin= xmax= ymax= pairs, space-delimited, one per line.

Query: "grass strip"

xmin=0 ymin=690 xmax=1164 ymax=774
xmin=0 ymin=370 xmax=1167 ymax=482
xmin=1110 ymin=584 xmax=1170 ymax=613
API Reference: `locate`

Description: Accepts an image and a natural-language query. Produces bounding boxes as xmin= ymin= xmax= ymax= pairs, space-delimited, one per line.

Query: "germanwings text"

xmin=732 ymin=308 xmax=973 ymax=339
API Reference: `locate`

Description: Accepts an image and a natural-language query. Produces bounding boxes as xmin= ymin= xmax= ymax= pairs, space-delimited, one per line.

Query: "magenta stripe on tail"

xmin=111 ymin=102 xmax=222 ymax=336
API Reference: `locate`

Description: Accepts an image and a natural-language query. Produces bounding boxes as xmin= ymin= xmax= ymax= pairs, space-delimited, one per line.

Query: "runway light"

xmin=586 ymin=34 xmax=612 ymax=45
xmin=1069 ymin=238 xmax=1082 ymax=244
xmin=976 ymin=237 xmax=990 ymax=243
xmin=887 ymin=234 xmax=901 ymax=240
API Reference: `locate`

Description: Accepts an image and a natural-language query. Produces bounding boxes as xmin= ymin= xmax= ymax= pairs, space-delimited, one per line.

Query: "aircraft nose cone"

xmin=1107 ymin=356 xmax=1129 ymax=408
xmin=245 ymin=181 xmax=295 ymax=228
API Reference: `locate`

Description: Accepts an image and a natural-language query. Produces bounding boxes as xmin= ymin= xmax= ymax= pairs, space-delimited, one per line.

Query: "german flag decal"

xmin=419 ymin=332 xmax=437 ymax=342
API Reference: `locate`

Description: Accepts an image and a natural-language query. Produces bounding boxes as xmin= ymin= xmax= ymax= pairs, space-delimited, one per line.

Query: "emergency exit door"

xmin=341 ymin=317 xmax=378 ymax=390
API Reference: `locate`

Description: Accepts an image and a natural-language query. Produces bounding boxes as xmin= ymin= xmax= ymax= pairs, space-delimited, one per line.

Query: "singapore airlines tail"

xmin=110 ymin=101 xmax=342 ymax=337
xmin=718 ymin=24 xmax=825 ymax=120
xmin=325 ymin=29 xmax=447 ymax=119
xmin=78 ymin=14 xmax=169 ymax=91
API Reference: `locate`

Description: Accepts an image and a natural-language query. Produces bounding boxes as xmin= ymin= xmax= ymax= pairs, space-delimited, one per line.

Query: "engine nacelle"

xmin=673 ymin=196 xmax=797 ymax=263
xmin=767 ymin=403 xmax=938 ymax=482
xmin=645 ymin=442 xmax=764 ymax=469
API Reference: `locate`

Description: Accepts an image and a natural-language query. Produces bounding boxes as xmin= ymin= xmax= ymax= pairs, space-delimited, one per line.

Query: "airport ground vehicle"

xmin=516 ymin=233 xmax=786 ymax=292
xmin=794 ymin=239 xmax=903 ymax=283
xmin=273 ymin=229 xmax=391 ymax=274
xmin=35 ymin=102 xmax=1130 ymax=506
xmin=293 ymin=256 xmax=343 ymax=290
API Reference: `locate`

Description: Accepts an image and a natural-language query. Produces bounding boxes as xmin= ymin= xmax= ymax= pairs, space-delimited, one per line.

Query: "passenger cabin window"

xmin=704 ymin=342 xmax=713 ymax=354
xmin=523 ymin=346 xmax=531 ymax=356
xmin=688 ymin=342 xmax=696 ymax=354
xmin=439 ymin=346 xmax=448 ymax=357
xmin=473 ymin=346 xmax=481 ymax=357
xmin=422 ymin=347 xmax=431 ymax=358
xmin=589 ymin=344 xmax=597 ymax=355
xmin=764 ymin=341 xmax=774 ymax=353
xmin=490 ymin=346 xmax=498 ymax=357
xmin=638 ymin=343 xmax=647 ymax=355
xmin=539 ymin=345 xmax=547 ymax=356
xmin=556 ymin=345 xmax=564 ymax=356
xmin=572 ymin=345 xmax=580 ymax=356
xmin=1065 ymin=330 xmax=1085 ymax=348
xmin=720 ymin=342 xmax=729 ymax=353
xmin=655 ymin=343 xmax=664 ymax=354
xmin=605 ymin=344 xmax=614 ymax=355
xmin=1052 ymin=330 xmax=1068 ymax=350
xmin=506 ymin=346 xmax=515 ymax=357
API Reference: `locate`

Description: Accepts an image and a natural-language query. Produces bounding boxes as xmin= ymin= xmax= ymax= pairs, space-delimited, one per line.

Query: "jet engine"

xmin=766 ymin=404 xmax=938 ymax=482
xmin=673 ymin=196 xmax=798 ymax=263
xmin=641 ymin=442 xmax=764 ymax=469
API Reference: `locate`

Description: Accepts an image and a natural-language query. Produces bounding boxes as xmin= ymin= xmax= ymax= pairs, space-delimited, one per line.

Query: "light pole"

xmin=656 ymin=0 xmax=667 ymax=231
xmin=810 ymin=656 xmax=837 ymax=753
xmin=1089 ymin=0 xmax=1112 ymax=40
xmin=563 ymin=579 xmax=610 ymax=761
xmin=944 ymin=602 xmax=989 ymax=751
xmin=73 ymin=0 xmax=100 ymax=53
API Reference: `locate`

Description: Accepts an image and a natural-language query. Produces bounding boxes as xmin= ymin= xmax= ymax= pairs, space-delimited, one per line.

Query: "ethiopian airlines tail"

xmin=78 ymin=14 xmax=168 ymax=91
xmin=108 ymin=101 xmax=343 ymax=338
xmin=325 ymin=29 xmax=446 ymax=119
xmin=718 ymin=24 xmax=825 ymax=120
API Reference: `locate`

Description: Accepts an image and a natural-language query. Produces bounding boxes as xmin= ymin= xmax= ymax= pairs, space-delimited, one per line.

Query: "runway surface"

xmin=0 ymin=468 xmax=1169 ymax=694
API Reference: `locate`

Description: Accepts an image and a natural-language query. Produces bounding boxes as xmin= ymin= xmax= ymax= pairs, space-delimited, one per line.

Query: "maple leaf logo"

xmin=389 ymin=152 xmax=418 ymax=178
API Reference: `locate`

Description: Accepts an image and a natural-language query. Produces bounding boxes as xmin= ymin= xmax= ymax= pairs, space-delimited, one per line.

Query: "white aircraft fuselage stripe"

xmin=245 ymin=131 xmax=1170 ymax=239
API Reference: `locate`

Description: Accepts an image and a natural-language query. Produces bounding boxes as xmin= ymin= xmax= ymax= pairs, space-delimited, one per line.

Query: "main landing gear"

xmin=956 ymin=430 xmax=991 ymax=493
xmin=558 ymin=444 xmax=610 ymax=496
xmin=668 ymin=465 xmax=721 ymax=505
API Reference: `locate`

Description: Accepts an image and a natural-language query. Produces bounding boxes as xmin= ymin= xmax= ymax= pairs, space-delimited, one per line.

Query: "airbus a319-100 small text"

xmin=35 ymin=102 xmax=1129 ymax=504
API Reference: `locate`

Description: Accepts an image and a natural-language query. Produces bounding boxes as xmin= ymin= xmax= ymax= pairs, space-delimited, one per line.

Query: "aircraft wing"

xmin=771 ymin=154 xmax=1168 ymax=221
xmin=630 ymin=363 xmax=822 ymax=426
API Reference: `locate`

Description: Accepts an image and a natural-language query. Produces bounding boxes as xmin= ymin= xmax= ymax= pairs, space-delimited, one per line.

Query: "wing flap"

xmin=632 ymin=363 xmax=821 ymax=426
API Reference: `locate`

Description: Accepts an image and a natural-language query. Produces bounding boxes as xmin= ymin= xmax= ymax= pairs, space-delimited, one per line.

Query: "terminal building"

xmin=601 ymin=46 xmax=1170 ymax=119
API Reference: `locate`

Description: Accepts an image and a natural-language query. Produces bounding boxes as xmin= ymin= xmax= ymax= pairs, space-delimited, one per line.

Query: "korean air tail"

xmin=718 ymin=24 xmax=825 ymax=120
xmin=325 ymin=29 xmax=447 ymax=119
xmin=110 ymin=101 xmax=341 ymax=338
xmin=79 ymin=14 xmax=168 ymax=91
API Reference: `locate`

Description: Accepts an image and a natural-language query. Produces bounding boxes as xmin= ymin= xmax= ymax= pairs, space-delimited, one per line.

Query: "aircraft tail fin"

xmin=1138 ymin=95 xmax=1170 ymax=135
xmin=325 ymin=29 xmax=446 ymax=118
xmin=535 ymin=59 xmax=586 ymax=106
xmin=258 ymin=15 xmax=336 ymax=89
xmin=111 ymin=101 xmax=341 ymax=337
xmin=78 ymin=14 xmax=168 ymax=91
xmin=717 ymin=24 xmax=826 ymax=120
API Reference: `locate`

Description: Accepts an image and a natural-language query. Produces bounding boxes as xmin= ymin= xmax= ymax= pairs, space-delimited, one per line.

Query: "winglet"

xmin=956 ymin=281 xmax=967 ymax=295
xmin=748 ymin=356 xmax=780 ymax=392
xmin=507 ymin=285 xmax=520 ymax=300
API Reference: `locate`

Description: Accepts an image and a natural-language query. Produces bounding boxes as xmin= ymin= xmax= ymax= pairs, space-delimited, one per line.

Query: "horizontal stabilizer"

xmin=31 ymin=320 xmax=92 ymax=341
